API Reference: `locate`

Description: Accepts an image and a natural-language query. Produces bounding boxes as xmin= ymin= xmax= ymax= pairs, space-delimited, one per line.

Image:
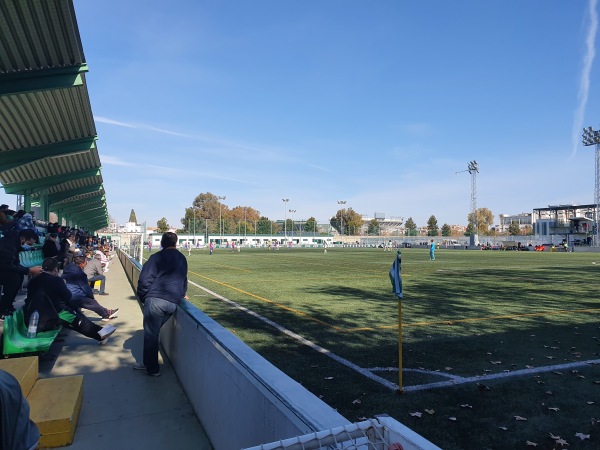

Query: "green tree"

xmin=427 ymin=215 xmax=439 ymax=236
xmin=182 ymin=192 xmax=232 ymax=234
xmin=404 ymin=217 xmax=418 ymax=236
xmin=508 ymin=220 xmax=521 ymax=236
xmin=304 ymin=217 xmax=318 ymax=233
xmin=284 ymin=219 xmax=294 ymax=235
xmin=441 ymin=223 xmax=452 ymax=237
xmin=129 ymin=209 xmax=137 ymax=224
xmin=465 ymin=223 xmax=475 ymax=236
xmin=330 ymin=208 xmax=364 ymax=235
xmin=256 ymin=217 xmax=279 ymax=234
xmin=156 ymin=217 xmax=169 ymax=233
xmin=468 ymin=207 xmax=494 ymax=236
xmin=367 ymin=219 xmax=380 ymax=235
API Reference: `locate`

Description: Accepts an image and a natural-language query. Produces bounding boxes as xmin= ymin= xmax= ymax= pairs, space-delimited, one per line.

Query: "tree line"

xmin=150 ymin=192 xmax=531 ymax=237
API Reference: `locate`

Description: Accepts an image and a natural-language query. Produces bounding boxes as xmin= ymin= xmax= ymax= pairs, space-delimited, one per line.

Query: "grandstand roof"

xmin=0 ymin=0 xmax=108 ymax=231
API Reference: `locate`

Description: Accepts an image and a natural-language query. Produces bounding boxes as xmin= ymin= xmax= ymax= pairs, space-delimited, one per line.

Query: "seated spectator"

xmin=96 ymin=249 xmax=111 ymax=272
xmin=0 ymin=369 xmax=40 ymax=450
xmin=0 ymin=229 xmax=43 ymax=318
xmin=83 ymin=251 xmax=108 ymax=295
xmin=16 ymin=212 xmax=38 ymax=235
xmin=24 ymin=258 xmax=116 ymax=344
xmin=42 ymin=233 xmax=60 ymax=259
xmin=58 ymin=233 xmax=79 ymax=267
xmin=62 ymin=256 xmax=118 ymax=322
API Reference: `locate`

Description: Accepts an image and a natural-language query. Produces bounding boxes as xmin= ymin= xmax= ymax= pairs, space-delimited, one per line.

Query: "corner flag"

xmin=389 ymin=250 xmax=404 ymax=393
xmin=389 ymin=251 xmax=403 ymax=299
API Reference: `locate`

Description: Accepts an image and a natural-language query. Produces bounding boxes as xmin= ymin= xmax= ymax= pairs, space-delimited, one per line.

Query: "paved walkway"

xmin=33 ymin=258 xmax=211 ymax=450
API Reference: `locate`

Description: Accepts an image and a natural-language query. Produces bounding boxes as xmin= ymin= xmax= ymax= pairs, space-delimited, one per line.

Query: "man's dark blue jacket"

xmin=61 ymin=262 xmax=94 ymax=301
xmin=137 ymin=247 xmax=187 ymax=304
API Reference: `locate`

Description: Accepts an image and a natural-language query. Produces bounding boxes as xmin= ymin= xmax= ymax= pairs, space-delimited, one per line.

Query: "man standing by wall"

xmin=135 ymin=232 xmax=188 ymax=377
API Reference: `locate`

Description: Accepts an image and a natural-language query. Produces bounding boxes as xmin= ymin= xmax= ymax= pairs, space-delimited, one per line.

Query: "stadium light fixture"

xmin=282 ymin=199 xmax=289 ymax=238
xmin=337 ymin=200 xmax=347 ymax=237
xmin=582 ymin=126 xmax=600 ymax=246
xmin=218 ymin=195 xmax=226 ymax=243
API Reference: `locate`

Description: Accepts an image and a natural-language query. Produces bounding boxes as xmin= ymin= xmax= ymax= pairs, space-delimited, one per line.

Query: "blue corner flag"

xmin=389 ymin=251 xmax=403 ymax=299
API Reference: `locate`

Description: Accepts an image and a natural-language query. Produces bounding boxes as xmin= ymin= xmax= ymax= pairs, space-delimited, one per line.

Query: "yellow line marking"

xmin=189 ymin=270 xmax=346 ymax=331
xmin=189 ymin=270 xmax=600 ymax=333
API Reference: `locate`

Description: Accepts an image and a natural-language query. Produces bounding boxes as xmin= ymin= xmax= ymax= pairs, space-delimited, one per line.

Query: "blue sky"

xmin=7 ymin=0 xmax=599 ymax=230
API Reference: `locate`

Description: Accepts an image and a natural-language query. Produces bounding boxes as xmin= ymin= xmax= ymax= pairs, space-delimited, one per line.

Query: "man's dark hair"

xmin=42 ymin=257 xmax=59 ymax=272
xmin=160 ymin=232 xmax=178 ymax=248
xmin=73 ymin=256 xmax=86 ymax=265
xmin=19 ymin=229 xmax=37 ymax=241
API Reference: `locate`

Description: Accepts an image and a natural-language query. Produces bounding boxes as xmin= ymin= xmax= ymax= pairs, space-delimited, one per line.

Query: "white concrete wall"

xmin=161 ymin=304 xmax=351 ymax=450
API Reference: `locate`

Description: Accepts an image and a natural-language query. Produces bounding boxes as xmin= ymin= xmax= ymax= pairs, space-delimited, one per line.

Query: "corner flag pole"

xmin=398 ymin=290 xmax=403 ymax=393
xmin=389 ymin=250 xmax=403 ymax=394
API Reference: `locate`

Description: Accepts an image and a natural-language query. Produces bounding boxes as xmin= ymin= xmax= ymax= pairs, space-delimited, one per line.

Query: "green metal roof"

xmin=0 ymin=0 xmax=108 ymax=232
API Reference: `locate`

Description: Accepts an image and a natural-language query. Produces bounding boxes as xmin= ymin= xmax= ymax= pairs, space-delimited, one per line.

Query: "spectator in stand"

xmin=42 ymin=233 xmax=60 ymax=259
xmin=84 ymin=251 xmax=108 ymax=295
xmin=0 ymin=229 xmax=43 ymax=318
xmin=59 ymin=233 xmax=79 ymax=267
xmin=96 ymin=249 xmax=111 ymax=272
xmin=24 ymin=258 xmax=116 ymax=344
xmin=62 ymin=256 xmax=118 ymax=321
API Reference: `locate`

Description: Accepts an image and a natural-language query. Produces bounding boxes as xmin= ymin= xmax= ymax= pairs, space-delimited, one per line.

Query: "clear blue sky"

xmin=7 ymin=0 xmax=599 ymax=230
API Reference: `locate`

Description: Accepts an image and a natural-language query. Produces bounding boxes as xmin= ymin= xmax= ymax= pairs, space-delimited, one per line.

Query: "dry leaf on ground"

xmin=409 ymin=412 xmax=422 ymax=418
xmin=514 ymin=416 xmax=528 ymax=421
xmin=525 ymin=441 xmax=537 ymax=447
xmin=575 ymin=432 xmax=590 ymax=440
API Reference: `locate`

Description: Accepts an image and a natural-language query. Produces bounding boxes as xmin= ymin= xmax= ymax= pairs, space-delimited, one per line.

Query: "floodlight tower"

xmin=282 ymin=198 xmax=289 ymax=238
xmin=456 ymin=160 xmax=479 ymax=245
xmin=337 ymin=200 xmax=346 ymax=237
xmin=582 ymin=126 xmax=600 ymax=246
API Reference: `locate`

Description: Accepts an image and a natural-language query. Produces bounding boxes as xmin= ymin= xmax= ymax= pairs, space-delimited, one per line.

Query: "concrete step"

xmin=28 ymin=375 xmax=84 ymax=448
xmin=0 ymin=355 xmax=38 ymax=397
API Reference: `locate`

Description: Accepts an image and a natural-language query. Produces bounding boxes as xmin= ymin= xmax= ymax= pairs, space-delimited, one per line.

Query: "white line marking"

xmin=188 ymin=280 xmax=399 ymax=391
xmin=401 ymin=360 xmax=600 ymax=392
xmin=188 ymin=280 xmax=600 ymax=393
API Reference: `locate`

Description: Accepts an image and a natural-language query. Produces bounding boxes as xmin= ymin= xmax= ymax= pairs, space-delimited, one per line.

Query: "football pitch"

xmin=179 ymin=246 xmax=600 ymax=449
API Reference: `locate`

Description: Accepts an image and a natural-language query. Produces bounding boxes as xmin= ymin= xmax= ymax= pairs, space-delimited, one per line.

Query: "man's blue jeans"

xmin=142 ymin=297 xmax=177 ymax=374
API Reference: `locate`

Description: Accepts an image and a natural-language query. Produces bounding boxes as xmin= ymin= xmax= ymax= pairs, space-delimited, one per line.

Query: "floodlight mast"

xmin=582 ymin=126 xmax=600 ymax=247
xmin=457 ymin=161 xmax=479 ymax=242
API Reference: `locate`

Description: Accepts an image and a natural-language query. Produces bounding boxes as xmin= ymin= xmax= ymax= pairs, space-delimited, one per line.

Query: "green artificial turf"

xmin=175 ymin=246 xmax=600 ymax=449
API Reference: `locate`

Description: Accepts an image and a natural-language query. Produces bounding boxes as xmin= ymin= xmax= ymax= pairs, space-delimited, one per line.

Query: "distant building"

xmin=119 ymin=221 xmax=142 ymax=233
xmin=533 ymin=204 xmax=596 ymax=245
xmin=497 ymin=213 xmax=533 ymax=233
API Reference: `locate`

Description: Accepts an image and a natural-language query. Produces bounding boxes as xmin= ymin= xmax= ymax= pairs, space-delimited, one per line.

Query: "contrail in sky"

xmin=572 ymin=0 xmax=598 ymax=157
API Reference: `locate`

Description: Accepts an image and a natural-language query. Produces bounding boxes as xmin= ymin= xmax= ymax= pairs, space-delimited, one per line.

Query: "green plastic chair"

xmin=3 ymin=309 xmax=61 ymax=356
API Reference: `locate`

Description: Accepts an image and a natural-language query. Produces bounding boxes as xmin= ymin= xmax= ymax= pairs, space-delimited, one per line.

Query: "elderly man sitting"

xmin=84 ymin=250 xmax=108 ymax=295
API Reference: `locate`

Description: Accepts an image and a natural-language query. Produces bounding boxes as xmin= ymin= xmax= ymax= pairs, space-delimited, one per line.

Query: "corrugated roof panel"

xmin=45 ymin=175 xmax=103 ymax=195
xmin=0 ymin=84 xmax=95 ymax=151
xmin=52 ymin=189 xmax=104 ymax=206
xmin=0 ymin=149 xmax=100 ymax=184
xmin=0 ymin=0 xmax=84 ymax=75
